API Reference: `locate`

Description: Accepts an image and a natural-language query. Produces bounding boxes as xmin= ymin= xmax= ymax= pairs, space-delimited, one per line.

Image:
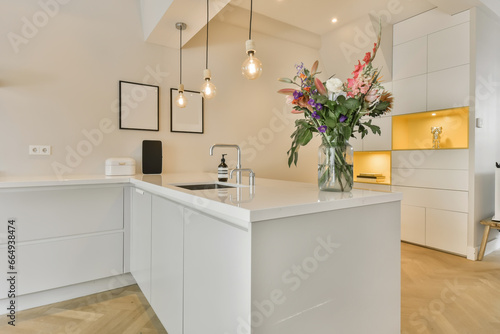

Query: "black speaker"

xmin=142 ymin=140 xmax=162 ymax=174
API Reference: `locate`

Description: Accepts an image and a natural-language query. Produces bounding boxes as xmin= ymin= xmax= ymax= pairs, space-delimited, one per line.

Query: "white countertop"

xmin=0 ymin=173 xmax=402 ymax=226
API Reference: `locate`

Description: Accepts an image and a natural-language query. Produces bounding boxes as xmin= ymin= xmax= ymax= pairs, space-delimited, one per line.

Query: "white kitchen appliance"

xmin=105 ymin=157 xmax=136 ymax=176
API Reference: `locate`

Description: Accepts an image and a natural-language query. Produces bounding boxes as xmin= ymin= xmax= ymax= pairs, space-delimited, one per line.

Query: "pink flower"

xmin=363 ymin=52 xmax=371 ymax=64
xmin=314 ymin=77 xmax=327 ymax=95
xmin=365 ymin=89 xmax=379 ymax=103
xmin=352 ymin=61 xmax=365 ymax=79
xmin=285 ymin=95 xmax=294 ymax=105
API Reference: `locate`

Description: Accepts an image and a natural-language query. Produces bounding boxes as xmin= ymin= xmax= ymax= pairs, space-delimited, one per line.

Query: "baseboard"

xmin=0 ymin=273 xmax=136 ymax=315
xmin=467 ymin=237 xmax=500 ymax=261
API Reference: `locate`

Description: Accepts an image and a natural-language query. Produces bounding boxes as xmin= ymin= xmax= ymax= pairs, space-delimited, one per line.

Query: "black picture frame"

xmin=170 ymin=88 xmax=204 ymax=134
xmin=119 ymin=81 xmax=159 ymax=131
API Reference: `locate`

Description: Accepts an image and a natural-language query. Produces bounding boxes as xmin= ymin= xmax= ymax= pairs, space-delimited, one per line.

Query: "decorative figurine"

xmin=431 ymin=126 xmax=442 ymax=149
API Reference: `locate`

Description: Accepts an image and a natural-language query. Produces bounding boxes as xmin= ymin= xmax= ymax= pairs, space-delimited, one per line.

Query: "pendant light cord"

xmin=249 ymin=0 xmax=253 ymax=40
xmin=206 ymin=0 xmax=209 ymax=69
xmin=179 ymin=26 xmax=183 ymax=84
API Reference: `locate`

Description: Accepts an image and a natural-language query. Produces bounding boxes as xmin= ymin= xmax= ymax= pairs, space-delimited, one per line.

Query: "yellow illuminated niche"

xmin=392 ymin=107 xmax=469 ymax=150
xmin=353 ymin=151 xmax=392 ymax=185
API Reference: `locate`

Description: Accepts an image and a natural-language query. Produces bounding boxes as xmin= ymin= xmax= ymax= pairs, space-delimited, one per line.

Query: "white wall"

xmin=471 ymin=7 xmax=500 ymax=248
xmin=0 ymin=0 xmax=321 ymax=183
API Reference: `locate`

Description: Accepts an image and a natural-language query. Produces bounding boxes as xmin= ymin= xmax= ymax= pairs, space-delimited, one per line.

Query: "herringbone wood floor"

xmin=2 ymin=243 xmax=500 ymax=333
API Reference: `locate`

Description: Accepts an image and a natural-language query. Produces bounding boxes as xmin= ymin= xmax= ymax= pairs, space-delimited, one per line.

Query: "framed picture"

xmin=119 ymin=81 xmax=159 ymax=131
xmin=170 ymin=88 xmax=204 ymax=134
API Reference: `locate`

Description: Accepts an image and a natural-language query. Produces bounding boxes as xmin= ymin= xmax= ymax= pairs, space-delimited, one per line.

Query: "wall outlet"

xmin=29 ymin=145 xmax=51 ymax=156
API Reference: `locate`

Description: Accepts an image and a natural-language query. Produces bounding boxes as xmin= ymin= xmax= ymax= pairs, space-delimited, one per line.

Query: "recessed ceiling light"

xmin=431 ymin=113 xmax=436 ymax=116
xmin=331 ymin=18 xmax=338 ymax=23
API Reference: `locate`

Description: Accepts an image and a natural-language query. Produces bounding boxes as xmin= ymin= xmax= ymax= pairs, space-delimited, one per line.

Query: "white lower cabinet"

xmin=426 ymin=209 xmax=467 ymax=255
xmin=151 ymin=196 xmax=184 ymax=334
xmin=0 ymin=185 xmax=126 ymax=299
xmin=183 ymin=209 xmax=250 ymax=334
xmin=401 ymin=205 xmax=426 ymax=245
xmin=17 ymin=233 xmax=123 ymax=295
xmin=130 ymin=188 xmax=152 ymax=301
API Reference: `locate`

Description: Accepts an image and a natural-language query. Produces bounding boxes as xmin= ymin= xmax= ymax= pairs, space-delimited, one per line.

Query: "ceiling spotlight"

xmin=331 ymin=18 xmax=338 ymax=23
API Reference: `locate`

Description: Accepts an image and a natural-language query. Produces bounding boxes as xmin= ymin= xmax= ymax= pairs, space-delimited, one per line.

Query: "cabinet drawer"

xmin=0 ymin=186 xmax=124 ymax=244
xmin=426 ymin=209 xmax=467 ymax=255
xmin=392 ymin=168 xmax=468 ymax=191
xmin=392 ymin=186 xmax=468 ymax=213
xmin=401 ymin=205 xmax=425 ymax=245
xmin=392 ymin=150 xmax=468 ymax=170
xmin=0 ymin=232 xmax=124 ymax=296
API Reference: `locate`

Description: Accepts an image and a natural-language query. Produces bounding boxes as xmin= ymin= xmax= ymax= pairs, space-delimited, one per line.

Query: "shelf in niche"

xmin=392 ymin=107 xmax=469 ymax=150
xmin=353 ymin=151 xmax=391 ymax=185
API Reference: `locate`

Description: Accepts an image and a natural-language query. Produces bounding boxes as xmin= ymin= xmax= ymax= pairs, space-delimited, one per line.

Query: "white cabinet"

xmin=130 ymin=188 xmax=152 ymax=301
xmin=425 ymin=209 xmax=467 ymax=255
xmin=392 ymin=75 xmax=427 ymax=115
xmin=363 ymin=116 xmax=392 ymax=151
xmin=0 ymin=186 xmax=123 ymax=244
xmin=392 ymin=168 xmax=468 ymax=191
xmin=427 ymin=65 xmax=470 ymax=110
xmin=0 ymin=185 xmax=126 ymax=298
xmin=401 ymin=205 xmax=426 ymax=245
xmin=392 ymin=150 xmax=469 ymax=170
xmin=183 ymin=209 xmax=250 ymax=334
xmin=428 ymin=22 xmax=470 ymax=72
xmin=393 ymin=36 xmax=427 ymax=80
xmin=392 ymin=186 xmax=468 ymax=213
xmin=16 ymin=233 xmax=123 ymax=295
xmin=151 ymin=196 xmax=183 ymax=334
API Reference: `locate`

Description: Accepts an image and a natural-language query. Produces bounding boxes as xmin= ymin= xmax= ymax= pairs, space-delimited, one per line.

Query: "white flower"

xmin=325 ymin=77 xmax=344 ymax=93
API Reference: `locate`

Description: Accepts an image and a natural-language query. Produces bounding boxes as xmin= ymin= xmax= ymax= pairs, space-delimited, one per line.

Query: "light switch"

xmin=476 ymin=118 xmax=483 ymax=128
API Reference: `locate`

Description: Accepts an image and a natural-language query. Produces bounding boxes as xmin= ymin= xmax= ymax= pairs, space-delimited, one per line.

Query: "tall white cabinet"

xmin=390 ymin=9 xmax=482 ymax=257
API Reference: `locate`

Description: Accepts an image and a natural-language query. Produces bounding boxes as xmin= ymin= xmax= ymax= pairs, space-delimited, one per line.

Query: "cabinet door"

xmin=428 ymin=22 xmax=470 ymax=73
xmin=426 ymin=209 xmax=467 ymax=255
xmin=0 ymin=186 xmax=124 ymax=244
xmin=393 ymin=36 xmax=427 ymax=80
xmin=151 ymin=196 xmax=183 ymax=334
xmin=0 ymin=233 xmax=123 ymax=296
xmin=362 ymin=116 xmax=392 ymax=151
xmin=183 ymin=209 xmax=251 ymax=334
xmin=392 ymin=75 xmax=427 ymax=115
xmin=401 ymin=205 xmax=426 ymax=245
xmin=427 ymin=65 xmax=470 ymax=110
xmin=130 ymin=188 xmax=152 ymax=301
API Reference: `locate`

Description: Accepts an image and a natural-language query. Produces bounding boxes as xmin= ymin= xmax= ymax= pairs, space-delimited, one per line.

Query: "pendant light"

xmin=175 ymin=22 xmax=187 ymax=108
xmin=200 ymin=0 xmax=216 ymax=99
xmin=241 ymin=0 xmax=262 ymax=80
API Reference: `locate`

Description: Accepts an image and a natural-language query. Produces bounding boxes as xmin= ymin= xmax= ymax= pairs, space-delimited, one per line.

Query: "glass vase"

xmin=318 ymin=139 xmax=354 ymax=192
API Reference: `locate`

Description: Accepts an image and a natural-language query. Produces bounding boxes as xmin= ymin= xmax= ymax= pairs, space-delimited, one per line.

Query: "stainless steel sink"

xmin=172 ymin=183 xmax=238 ymax=191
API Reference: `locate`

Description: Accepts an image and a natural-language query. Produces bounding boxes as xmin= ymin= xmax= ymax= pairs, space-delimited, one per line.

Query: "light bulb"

xmin=200 ymin=69 xmax=216 ymax=99
xmin=175 ymin=84 xmax=187 ymax=108
xmin=242 ymin=40 xmax=262 ymax=80
xmin=242 ymin=52 xmax=263 ymax=80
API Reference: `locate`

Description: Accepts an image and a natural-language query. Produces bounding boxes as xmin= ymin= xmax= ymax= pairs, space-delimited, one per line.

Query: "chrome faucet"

xmin=230 ymin=168 xmax=255 ymax=187
xmin=209 ymin=144 xmax=241 ymax=184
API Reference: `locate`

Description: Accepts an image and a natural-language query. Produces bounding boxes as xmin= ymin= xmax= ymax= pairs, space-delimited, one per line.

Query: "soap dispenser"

xmin=218 ymin=154 xmax=228 ymax=182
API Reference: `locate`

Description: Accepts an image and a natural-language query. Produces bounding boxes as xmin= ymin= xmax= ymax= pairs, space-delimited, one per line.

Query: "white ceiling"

xmin=231 ymin=0 xmax=437 ymax=35
xmin=141 ymin=0 xmax=500 ymax=48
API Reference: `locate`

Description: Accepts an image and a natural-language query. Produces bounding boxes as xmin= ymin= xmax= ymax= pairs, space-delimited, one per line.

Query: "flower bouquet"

xmin=278 ymin=29 xmax=393 ymax=192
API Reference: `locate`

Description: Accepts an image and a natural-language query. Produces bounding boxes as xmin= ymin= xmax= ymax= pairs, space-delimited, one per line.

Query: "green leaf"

xmin=278 ymin=77 xmax=294 ymax=84
xmin=343 ymin=98 xmax=361 ymax=110
xmin=337 ymin=95 xmax=346 ymax=104
xmin=298 ymin=129 xmax=313 ymax=146
xmin=375 ymin=101 xmax=390 ymax=111
xmin=325 ymin=118 xmax=337 ymax=128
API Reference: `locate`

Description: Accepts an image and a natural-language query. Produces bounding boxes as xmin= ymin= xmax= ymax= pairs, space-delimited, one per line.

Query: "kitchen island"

xmin=0 ymin=173 xmax=401 ymax=333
